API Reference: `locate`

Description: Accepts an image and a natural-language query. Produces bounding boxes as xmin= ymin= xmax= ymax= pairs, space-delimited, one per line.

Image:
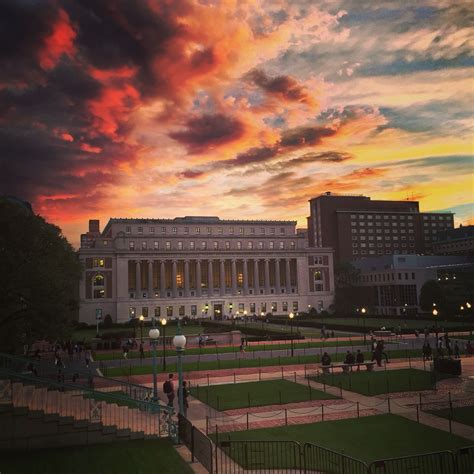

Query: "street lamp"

xmin=260 ymin=311 xmax=265 ymax=330
xmin=432 ymin=308 xmax=438 ymax=329
xmin=173 ymin=323 xmax=187 ymax=416
xmin=149 ymin=326 xmax=160 ymax=401
xmin=243 ymin=310 xmax=247 ymax=329
xmin=161 ymin=318 xmax=167 ymax=370
xmin=139 ymin=314 xmax=145 ymax=343
xmin=229 ymin=303 xmax=234 ymax=325
xmin=289 ymin=312 xmax=294 ymax=357
xmin=361 ymin=307 xmax=367 ymax=343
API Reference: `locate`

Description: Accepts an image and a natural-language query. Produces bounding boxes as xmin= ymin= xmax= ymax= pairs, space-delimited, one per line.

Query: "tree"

xmin=332 ymin=262 xmax=368 ymax=315
xmin=0 ymin=197 xmax=82 ymax=352
xmin=419 ymin=280 xmax=446 ymax=313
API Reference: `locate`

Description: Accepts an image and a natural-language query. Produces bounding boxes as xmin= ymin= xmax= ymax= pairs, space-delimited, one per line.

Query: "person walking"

xmin=123 ymin=345 xmax=129 ymax=359
xmin=180 ymin=380 xmax=190 ymax=416
xmin=85 ymin=349 xmax=91 ymax=368
xmin=454 ymin=341 xmax=460 ymax=359
xmin=139 ymin=342 xmax=145 ymax=360
xmin=163 ymin=374 xmax=175 ymax=408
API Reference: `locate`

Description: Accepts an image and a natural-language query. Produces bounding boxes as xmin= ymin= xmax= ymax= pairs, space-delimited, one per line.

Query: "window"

xmin=207 ymin=227 xmax=212 ymax=234
xmin=260 ymin=227 xmax=265 ymax=234
xmin=191 ymin=305 xmax=197 ymax=316
xmin=290 ymin=241 xmax=295 ymax=249
xmin=237 ymin=241 xmax=242 ymax=249
xmin=142 ymin=241 xmax=147 ymax=250
xmin=229 ymin=227 xmax=234 ymax=234
xmin=161 ymin=226 xmax=166 ymax=233
xmin=269 ymin=241 xmax=274 ymax=249
xmin=138 ymin=226 xmax=143 ymax=233
xmin=250 ymin=302 xmax=256 ymax=313
xmin=225 ymin=241 xmax=231 ymax=249
xmin=103 ymin=240 xmax=108 ymax=246
xmin=272 ymin=302 xmax=277 ymax=312
xmin=166 ymin=306 xmax=173 ymax=317
xmin=154 ymin=241 xmax=159 ymax=250
xmin=218 ymin=227 xmax=223 ymax=234
xmin=258 ymin=241 xmax=263 ymax=249
xmin=184 ymin=227 xmax=189 ymax=234
xmin=154 ymin=307 xmax=161 ymax=317
xmin=195 ymin=227 xmax=201 ymax=234
xmin=351 ymin=222 xmax=357 ymax=227
xmin=150 ymin=227 xmax=155 ymax=234
xmin=292 ymin=301 xmax=298 ymax=312
xmin=314 ymin=256 xmax=323 ymax=264
xmin=201 ymin=241 xmax=207 ymax=250
xmin=279 ymin=241 xmax=285 ymax=249
xmin=165 ymin=241 xmax=171 ymax=250
xmin=314 ymin=270 xmax=323 ymax=281
xmin=271 ymin=228 xmax=275 ymax=234
xmin=239 ymin=227 xmax=244 ymax=234
xmin=129 ymin=241 xmax=135 ymax=250
xmin=129 ymin=307 xmax=136 ymax=319
xmin=247 ymin=241 xmax=253 ymax=249
xmin=126 ymin=226 xmax=131 ymax=233
xmin=178 ymin=241 xmax=183 ymax=250
xmin=213 ymin=241 xmax=219 ymax=250
xmin=142 ymin=307 xmax=148 ymax=318
xmin=282 ymin=301 xmax=288 ymax=312
xmin=250 ymin=227 xmax=255 ymax=234
xmin=280 ymin=227 xmax=285 ymax=234
xmin=172 ymin=227 xmax=177 ymax=233
xmin=189 ymin=241 xmax=195 ymax=250
xmin=179 ymin=305 xmax=185 ymax=316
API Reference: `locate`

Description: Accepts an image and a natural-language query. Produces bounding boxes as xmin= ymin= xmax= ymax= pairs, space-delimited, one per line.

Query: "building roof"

xmin=353 ymin=254 xmax=474 ymax=271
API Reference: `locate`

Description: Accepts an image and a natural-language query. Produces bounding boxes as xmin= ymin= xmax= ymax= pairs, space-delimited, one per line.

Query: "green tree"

xmin=419 ymin=280 xmax=446 ymax=312
xmin=0 ymin=197 xmax=82 ymax=353
xmin=332 ymin=262 xmax=367 ymax=315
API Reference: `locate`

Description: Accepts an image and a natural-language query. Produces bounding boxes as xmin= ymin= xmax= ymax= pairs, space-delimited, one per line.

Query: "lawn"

xmin=312 ymin=368 xmax=435 ymax=396
xmin=0 ymin=439 xmax=193 ymax=474
xmin=82 ymin=390 xmax=139 ymax=408
xmin=190 ymin=379 xmax=337 ymax=410
xmin=428 ymin=405 xmax=474 ymax=427
xmin=214 ymin=414 xmax=470 ymax=467
xmin=102 ymin=349 xmax=422 ymax=377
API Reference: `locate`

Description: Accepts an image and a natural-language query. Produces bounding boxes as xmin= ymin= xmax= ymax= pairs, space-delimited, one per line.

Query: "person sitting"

xmin=344 ymin=350 xmax=355 ymax=365
xmin=321 ymin=352 xmax=332 ymax=366
xmin=355 ymin=350 xmax=364 ymax=370
xmin=466 ymin=341 xmax=473 ymax=356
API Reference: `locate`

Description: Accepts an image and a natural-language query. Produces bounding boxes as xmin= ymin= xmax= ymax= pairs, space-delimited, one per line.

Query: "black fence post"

xmin=285 ymin=408 xmax=288 ymax=425
xmin=357 ymin=401 xmax=360 ymax=418
xmin=246 ymin=412 xmax=249 ymax=430
xmin=416 ymin=405 xmax=419 ymax=423
xmin=321 ymin=404 xmax=324 ymax=421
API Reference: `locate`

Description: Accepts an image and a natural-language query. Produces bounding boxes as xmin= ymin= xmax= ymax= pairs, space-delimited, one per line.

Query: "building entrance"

xmin=213 ymin=303 xmax=223 ymax=320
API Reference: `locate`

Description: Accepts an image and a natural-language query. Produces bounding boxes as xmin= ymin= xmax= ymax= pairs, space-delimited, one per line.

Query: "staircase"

xmin=0 ymin=371 xmax=176 ymax=450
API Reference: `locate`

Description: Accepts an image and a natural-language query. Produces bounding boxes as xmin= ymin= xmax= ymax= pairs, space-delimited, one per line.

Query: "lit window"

xmin=279 ymin=241 xmax=284 ymax=249
xmin=129 ymin=241 xmax=135 ymax=250
xmin=178 ymin=241 xmax=183 ymax=250
xmin=166 ymin=241 xmax=171 ymax=250
xmin=154 ymin=241 xmax=159 ymax=250
xmin=129 ymin=307 xmax=136 ymax=319
xmin=237 ymin=241 xmax=242 ymax=249
xmin=247 ymin=241 xmax=253 ymax=249
xmin=201 ymin=241 xmax=207 ymax=249
xmin=213 ymin=241 xmax=219 ymax=250
xmin=290 ymin=241 xmax=295 ymax=249
xmin=142 ymin=241 xmax=147 ymax=250
xmin=189 ymin=241 xmax=195 ymax=250
xmin=98 ymin=259 xmax=105 ymax=267
xmin=225 ymin=241 xmax=230 ymax=249
xmin=269 ymin=241 xmax=274 ymax=249
xmin=258 ymin=241 xmax=263 ymax=249
xmin=239 ymin=227 xmax=244 ymax=234
xmin=195 ymin=227 xmax=200 ymax=234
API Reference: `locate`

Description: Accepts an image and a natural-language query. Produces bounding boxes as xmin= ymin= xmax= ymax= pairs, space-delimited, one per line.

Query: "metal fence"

xmin=304 ymin=442 xmax=369 ymax=474
xmin=368 ymin=451 xmax=457 ymax=474
xmin=178 ymin=414 xmax=213 ymax=473
xmin=456 ymin=446 xmax=474 ymax=474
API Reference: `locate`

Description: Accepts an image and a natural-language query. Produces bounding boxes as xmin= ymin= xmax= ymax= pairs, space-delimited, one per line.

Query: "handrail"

xmin=0 ymin=368 xmax=173 ymax=416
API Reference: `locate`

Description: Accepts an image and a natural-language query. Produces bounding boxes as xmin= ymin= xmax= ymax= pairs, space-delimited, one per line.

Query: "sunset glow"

xmin=1 ymin=0 xmax=473 ymax=246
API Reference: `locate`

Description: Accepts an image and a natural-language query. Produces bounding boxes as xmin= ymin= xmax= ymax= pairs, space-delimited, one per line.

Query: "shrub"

xmin=103 ymin=314 xmax=113 ymax=328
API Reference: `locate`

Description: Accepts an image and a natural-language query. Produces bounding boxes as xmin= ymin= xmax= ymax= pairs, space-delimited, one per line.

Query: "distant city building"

xmin=353 ymin=254 xmax=474 ymax=316
xmin=307 ymin=192 xmax=454 ymax=262
xmin=433 ymin=225 xmax=474 ymax=256
xmin=78 ymin=216 xmax=334 ymax=324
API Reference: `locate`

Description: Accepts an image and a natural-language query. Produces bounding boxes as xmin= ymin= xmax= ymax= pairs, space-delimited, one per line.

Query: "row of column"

xmin=129 ymin=258 xmax=297 ymax=298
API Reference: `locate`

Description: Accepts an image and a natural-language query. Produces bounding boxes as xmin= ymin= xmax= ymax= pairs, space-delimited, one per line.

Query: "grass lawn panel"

xmin=0 ymin=439 xmax=193 ymax=474
xmin=190 ymin=379 xmax=337 ymax=410
xmin=428 ymin=405 xmax=474 ymax=427
xmin=312 ymin=368 xmax=434 ymax=395
xmin=214 ymin=414 xmax=470 ymax=466
xmin=81 ymin=390 xmax=138 ymax=408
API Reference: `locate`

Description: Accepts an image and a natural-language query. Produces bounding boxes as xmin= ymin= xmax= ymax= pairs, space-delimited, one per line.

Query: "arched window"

xmin=93 ymin=274 xmax=104 ymax=286
xmin=93 ymin=274 xmax=105 ymax=298
xmin=314 ymin=270 xmax=323 ymax=281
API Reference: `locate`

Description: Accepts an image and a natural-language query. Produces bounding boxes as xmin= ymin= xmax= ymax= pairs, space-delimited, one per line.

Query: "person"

xmin=239 ymin=341 xmax=245 ymax=354
xmin=344 ymin=350 xmax=355 ymax=365
xmin=85 ymin=349 xmax=91 ymax=368
xmin=454 ymin=341 xmax=460 ymax=359
xmin=321 ymin=352 xmax=331 ymax=366
xmin=355 ymin=349 xmax=364 ymax=370
xmin=422 ymin=341 xmax=432 ymax=361
xmin=198 ymin=334 xmax=204 ymax=348
xmin=55 ymin=353 xmax=65 ymax=369
xmin=123 ymin=345 xmax=129 ymax=359
xmin=163 ymin=374 xmax=175 ymax=407
xmin=181 ymin=381 xmax=190 ymax=416
xmin=139 ymin=342 xmax=145 ymax=360
xmin=466 ymin=341 xmax=474 ymax=356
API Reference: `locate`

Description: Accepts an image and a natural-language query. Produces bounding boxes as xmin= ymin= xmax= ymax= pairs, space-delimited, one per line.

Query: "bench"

xmin=319 ymin=362 xmax=376 ymax=374
xmin=373 ymin=330 xmax=394 ymax=338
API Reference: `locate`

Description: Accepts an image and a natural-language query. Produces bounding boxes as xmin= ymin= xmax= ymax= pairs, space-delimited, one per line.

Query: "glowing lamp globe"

xmin=173 ymin=334 xmax=186 ymax=350
xmin=149 ymin=328 xmax=160 ymax=340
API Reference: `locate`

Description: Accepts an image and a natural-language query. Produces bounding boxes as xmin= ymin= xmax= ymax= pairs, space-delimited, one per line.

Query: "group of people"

xmin=161 ymin=373 xmax=190 ymax=415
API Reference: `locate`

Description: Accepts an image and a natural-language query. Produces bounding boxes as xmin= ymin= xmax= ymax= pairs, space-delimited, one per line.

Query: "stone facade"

xmin=78 ymin=216 xmax=334 ymax=324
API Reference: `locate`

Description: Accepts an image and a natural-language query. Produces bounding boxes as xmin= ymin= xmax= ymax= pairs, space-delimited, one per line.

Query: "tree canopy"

xmin=419 ymin=279 xmax=445 ymax=312
xmin=332 ymin=262 xmax=368 ymax=314
xmin=0 ymin=197 xmax=82 ymax=352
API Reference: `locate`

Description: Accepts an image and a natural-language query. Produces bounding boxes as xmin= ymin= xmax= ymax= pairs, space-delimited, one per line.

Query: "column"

xmin=243 ymin=259 xmax=249 ymax=295
xmin=208 ymin=260 xmax=214 ymax=296
xmin=196 ymin=260 xmax=202 ymax=297
xmin=220 ymin=260 xmax=226 ymax=296
xmin=160 ymin=260 xmax=166 ymax=296
xmin=286 ymin=258 xmax=292 ymax=293
xmin=184 ymin=260 xmax=190 ymax=297
xmin=231 ymin=259 xmax=237 ymax=295
xmin=172 ymin=260 xmax=178 ymax=298
xmin=254 ymin=259 xmax=260 ymax=294
xmin=148 ymin=260 xmax=154 ymax=296
xmin=275 ymin=259 xmax=281 ymax=294
xmin=135 ymin=260 xmax=140 ymax=297
xmin=264 ymin=259 xmax=270 ymax=294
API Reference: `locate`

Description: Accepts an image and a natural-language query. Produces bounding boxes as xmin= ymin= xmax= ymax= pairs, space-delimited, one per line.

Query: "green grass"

xmin=102 ymin=349 xmax=422 ymax=377
xmin=81 ymin=390 xmax=138 ymax=408
xmin=312 ymin=368 xmax=435 ymax=395
xmin=213 ymin=414 xmax=470 ymax=467
xmin=0 ymin=439 xmax=193 ymax=474
xmin=428 ymin=405 xmax=474 ymax=427
xmin=190 ymin=379 xmax=337 ymax=410
xmin=94 ymin=338 xmax=365 ymax=361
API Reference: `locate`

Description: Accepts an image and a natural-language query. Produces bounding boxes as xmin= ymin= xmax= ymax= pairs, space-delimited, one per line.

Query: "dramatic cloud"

xmin=1 ymin=0 xmax=472 ymax=245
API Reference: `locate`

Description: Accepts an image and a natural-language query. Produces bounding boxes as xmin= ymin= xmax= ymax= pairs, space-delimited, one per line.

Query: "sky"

xmin=1 ymin=0 xmax=473 ymax=247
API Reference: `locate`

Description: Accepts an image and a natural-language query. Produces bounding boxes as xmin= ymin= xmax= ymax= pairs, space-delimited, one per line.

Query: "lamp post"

xmin=289 ymin=312 xmax=294 ymax=357
xmin=432 ymin=308 xmax=438 ymax=329
xmin=229 ymin=303 xmax=234 ymax=325
xmin=361 ymin=307 xmax=367 ymax=343
xmin=173 ymin=322 xmax=187 ymax=416
xmin=148 ymin=325 xmax=160 ymax=402
xmin=244 ymin=310 xmax=247 ymax=330
xmin=260 ymin=311 xmax=265 ymax=331
xmin=139 ymin=314 xmax=145 ymax=343
xmin=161 ymin=318 xmax=167 ymax=370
